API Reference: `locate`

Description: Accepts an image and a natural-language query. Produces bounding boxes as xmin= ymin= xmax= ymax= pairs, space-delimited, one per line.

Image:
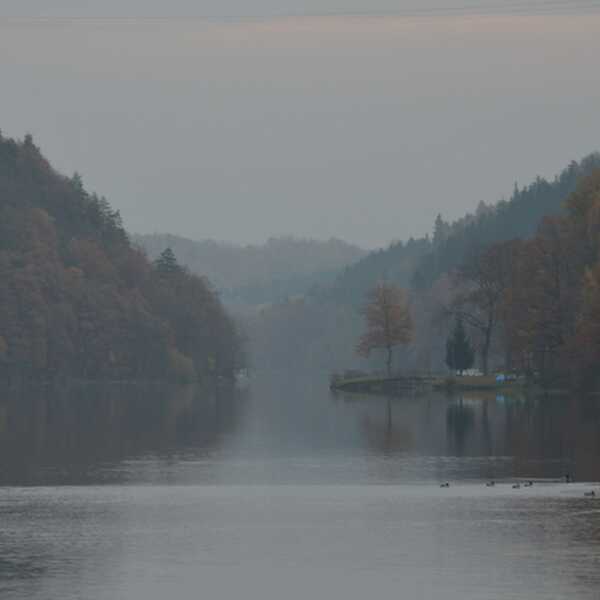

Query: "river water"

xmin=1 ymin=374 xmax=600 ymax=599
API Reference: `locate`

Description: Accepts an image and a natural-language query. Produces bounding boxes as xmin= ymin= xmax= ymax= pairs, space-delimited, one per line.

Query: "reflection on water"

xmin=1 ymin=376 xmax=600 ymax=484
xmin=0 ymin=381 xmax=243 ymax=486
xmin=1 ymin=373 xmax=600 ymax=600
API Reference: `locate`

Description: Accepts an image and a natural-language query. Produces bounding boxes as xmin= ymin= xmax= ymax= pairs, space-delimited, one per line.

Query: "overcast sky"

xmin=2 ymin=1 xmax=600 ymax=247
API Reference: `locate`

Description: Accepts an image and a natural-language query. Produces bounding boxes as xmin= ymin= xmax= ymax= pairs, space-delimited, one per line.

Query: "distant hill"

xmin=134 ymin=234 xmax=366 ymax=306
xmin=0 ymin=133 xmax=241 ymax=382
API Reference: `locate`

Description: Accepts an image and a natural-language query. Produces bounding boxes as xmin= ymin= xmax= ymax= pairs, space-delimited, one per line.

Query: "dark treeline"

xmin=329 ymin=153 xmax=600 ymax=305
xmin=414 ymin=153 xmax=600 ymax=289
xmin=470 ymin=168 xmax=600 ymax=387
xmin=0 ymin=133 xmax=242 ymax=383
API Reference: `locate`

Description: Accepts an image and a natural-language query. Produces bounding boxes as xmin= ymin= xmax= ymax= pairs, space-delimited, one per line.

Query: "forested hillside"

xmin=134 ymin=233 xmax=366 ymax=306
xmin=472 ymin=167 xmax=600 ymax=387
xmin=413 ymin=153 xmax=600 ymax=289
xmin=0 ymin=133 xmax=241 ymax=382
xmin=250 ymin=153 xmax=600 ymax=375
xmin=330 ymin=153 xmax=600 ymax=305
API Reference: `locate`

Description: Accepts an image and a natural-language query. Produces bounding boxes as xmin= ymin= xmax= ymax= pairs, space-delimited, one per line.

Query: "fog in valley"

xmin=2 ymin=3 xmax=600 ymax=600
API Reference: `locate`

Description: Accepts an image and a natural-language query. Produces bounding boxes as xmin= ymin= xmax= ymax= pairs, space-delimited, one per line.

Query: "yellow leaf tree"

xmin=356 ymin=283 xmax=413 ymax=377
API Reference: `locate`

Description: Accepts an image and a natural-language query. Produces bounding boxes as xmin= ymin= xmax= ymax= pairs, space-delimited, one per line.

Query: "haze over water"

xmin=1 ymin=374 xmax=600 ymax=599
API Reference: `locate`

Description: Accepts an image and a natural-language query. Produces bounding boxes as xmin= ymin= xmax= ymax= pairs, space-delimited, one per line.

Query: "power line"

xmin=2 ymin=0 xmax=600 ymax=24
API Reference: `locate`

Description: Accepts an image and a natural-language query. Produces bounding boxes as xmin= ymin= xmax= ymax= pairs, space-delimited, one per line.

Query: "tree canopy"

xmin=445 ymin=318 xmax=475 ymax=374
xmin=0 ymin=132 xmax=242 ymax=383
xmin=356 ymin=282 xmax=413 ymax=376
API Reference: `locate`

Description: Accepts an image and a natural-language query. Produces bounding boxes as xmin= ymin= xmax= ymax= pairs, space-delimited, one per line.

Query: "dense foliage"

xmin=484 ymin=168 xmax=600 ymax=387
xmin=445 ymin=318 xmax=475 ymax=374
xmin=356 ymin=283 xmax=413 ymax=376
xmin=328 ymin=153 xmax=600 ymax=305
xmin=251 ymin=154 xmax=600 ymax=376
xmin=0 ymin=133 xmax=241 ymax=382
xmin=414 ymin=153 xmax=600 ymax=288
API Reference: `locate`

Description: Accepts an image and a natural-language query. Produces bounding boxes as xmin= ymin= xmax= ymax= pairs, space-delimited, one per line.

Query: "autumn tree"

xmin=501 ymin=220 xmax=581 ymax=380
xmin=356 ymin=282 xmax=413 ymax=377
xmin=451 ymin=241 xmax=515 ymax=374
xmin=0 ymin=133 xmax=242 ymax=383
xmin=483 ymin=167 xmax=600 ymax=386
xmin=445 ymin=317 xmax=474 ymax=375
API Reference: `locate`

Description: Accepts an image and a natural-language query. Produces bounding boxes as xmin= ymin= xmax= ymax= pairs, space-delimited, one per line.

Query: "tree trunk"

xmin=386 ymin=346 xmax=393 ymax=378
xmin=481 ymin=328 xmax=491 ymax=375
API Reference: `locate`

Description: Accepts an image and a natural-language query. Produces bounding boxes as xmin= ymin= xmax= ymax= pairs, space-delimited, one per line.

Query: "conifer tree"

xmin=154 ymin=247 xmax=181 ymax=274
xmin=445 ymin=317 xmax=475 ymax=375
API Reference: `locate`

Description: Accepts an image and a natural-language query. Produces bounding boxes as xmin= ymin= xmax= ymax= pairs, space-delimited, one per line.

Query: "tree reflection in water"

xmin=0 ymin=381 xmax=244 ymax=486
xmin=446 ymin=396 xmax=476 ymax=456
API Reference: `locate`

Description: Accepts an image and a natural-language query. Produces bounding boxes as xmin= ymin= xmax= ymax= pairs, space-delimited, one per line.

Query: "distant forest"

xmin=0 ymin=133 xmax=242 ymax=383
xmin=135 ymin=233 xmax=365 ymax=307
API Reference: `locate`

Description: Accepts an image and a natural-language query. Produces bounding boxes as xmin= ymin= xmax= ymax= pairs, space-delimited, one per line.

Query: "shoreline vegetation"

xmin=0 ymin=133 xmax=243 ymax=384
xmin=335 ymin=163 xmax=600 ymax=396
xmin=329 ymin=373 xmax=552 ymax=396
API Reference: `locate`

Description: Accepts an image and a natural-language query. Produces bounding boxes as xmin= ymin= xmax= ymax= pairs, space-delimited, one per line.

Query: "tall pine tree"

xmin=154 ymin=247 xmax=182 ymax=274
xmin=445 ymin=317 xmax=475 ymax=375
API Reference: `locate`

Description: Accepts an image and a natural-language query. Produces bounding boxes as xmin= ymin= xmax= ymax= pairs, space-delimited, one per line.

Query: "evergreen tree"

xmin=445 ymin=317 xmax=475 ymax=375
xmin=433 ymin=214 xmax=449 ymax=247
xmin=154 ymin=247 xmax=181 ymax=274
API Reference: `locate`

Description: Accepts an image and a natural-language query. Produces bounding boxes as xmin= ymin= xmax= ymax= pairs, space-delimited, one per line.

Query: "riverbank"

xmin=330 ymin=373 xmax=530 ymax=395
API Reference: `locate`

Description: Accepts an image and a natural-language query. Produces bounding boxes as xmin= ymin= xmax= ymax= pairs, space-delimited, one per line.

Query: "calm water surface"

xmin=1 ymin=374 xmax=600 ymax=599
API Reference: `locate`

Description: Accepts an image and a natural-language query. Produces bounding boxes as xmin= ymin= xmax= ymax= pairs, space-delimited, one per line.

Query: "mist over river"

xmin=1 ymin=373 xmax=600 ymax=599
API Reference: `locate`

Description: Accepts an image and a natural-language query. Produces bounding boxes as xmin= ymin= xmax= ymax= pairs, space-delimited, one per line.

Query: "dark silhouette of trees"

xmin=0 ymin=132 xmax=242 ymax=383
xmin=445 ymin=317 xmax=475 ymax=374
xmin=412 ymin=153 xmax=600 ymax=290
xmin=483 ymin=167 xmax=600 ymax=387
xmin=154 ymin=247 xmax=182 ymax=274
xmin=356 ymin=282 xmax=413 ymax=377
xmin=450 ymin=242 xmax=515 ymax=374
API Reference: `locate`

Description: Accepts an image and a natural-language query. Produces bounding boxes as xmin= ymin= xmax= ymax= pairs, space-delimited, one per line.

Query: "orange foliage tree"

xmin=356 ymin=282 xmax=413 ymax=377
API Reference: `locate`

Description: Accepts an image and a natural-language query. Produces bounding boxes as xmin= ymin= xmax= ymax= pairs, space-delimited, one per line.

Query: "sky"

xmin=1 ymin=1 xmax=600 ymax=248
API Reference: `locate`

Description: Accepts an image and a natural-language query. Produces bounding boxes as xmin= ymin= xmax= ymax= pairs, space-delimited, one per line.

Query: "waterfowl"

xmin=440 ymin=482 xmax=450 ymax=488
xmin=485 ymin=481 xmax=495 ymax=487
xmin=524 ymin=480 xmax=533 ymax=487
xmin=512 ymin=483 xmax=521 ymax=489
xmin=584 ymin=490 xmax=596 ymax=498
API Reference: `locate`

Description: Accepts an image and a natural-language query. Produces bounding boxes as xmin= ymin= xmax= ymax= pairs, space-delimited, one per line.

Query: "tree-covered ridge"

xmin=329 ymin=153 xmax=600 ymax=304
xmin=439 ymin=166 xmax=600 ymax=387
xmin=413 ymin=152 xmax=600 ymax=288
xmin=134 ymin=233 xmax=366 ymax=305
xmin=0 ymin=133 xmax=241 ymax=382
